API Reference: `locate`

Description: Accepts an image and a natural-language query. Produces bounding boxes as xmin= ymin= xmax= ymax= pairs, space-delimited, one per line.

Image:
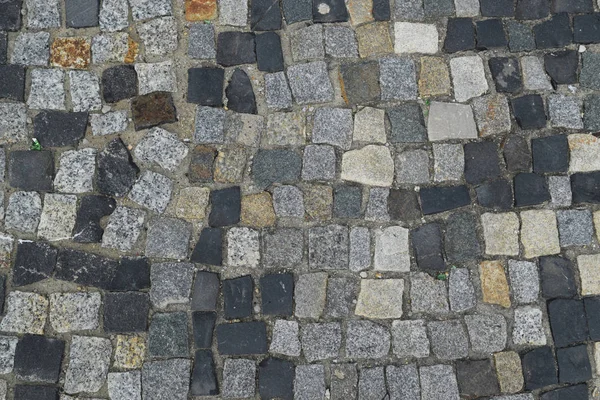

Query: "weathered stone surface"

xmin=374 ymin=226 xmax=410 ymax=271
xmin=394 ymin=22 xmax=438 ymax=53
xmin=481 ymin=212 xmax=520 ymax=256
xmin=480 ymin=260 xmax=511 ymax=308
xmin=355 ymin=279 xmax=403 ymax=319
xmin=494 ymin=351 xmax=524 ymax=394
xmin=427 ymin=102 xmax=478 ymax=141
xmin=520 ymin=210 xmax=560 ymax=258
xmin=391 ymin=320 xmax=430 ymax=358
xmin=341 ymin=145 xmax=394 ymax=186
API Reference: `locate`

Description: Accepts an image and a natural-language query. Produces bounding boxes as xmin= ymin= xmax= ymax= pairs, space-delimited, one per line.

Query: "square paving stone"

xmin=216 ymin=32 xmax=256 ymax=66
xmin=5 ymin=192 xmax=42 ymax=234
xmin=259 ymin=358 xmax=294 ymax=400
xmin=223 ymin=275 xmax=253 ymax=319
xmin=64 ymin=335 xmax=112 ymax=393
xmin=420 ymin=185 xmax=471 ymax=215
xmin=138 ymin=17 xmax=178 ymax=56
xmin=260 ymin=274 xmax=294 ymax=316
xmin=504 ymin=136 xmax=531 ymax=173
xmin=456 ymin=359 xmax=500 ymax=398
xmin=326 ymin=277 xmax=358 ymax=317
xmin=131 ymin=92 xmax=177 ymax=130
xmin=541 ymin=385 xmax=589 ymax=400
xmin=571 ymin=172 xmax=600 ymax=204
xmin=282 ymin=0 xmax=311 ymax=23
xmin=427 ymin=102 xmax=478 ymax=140
xmin=101 ymin=206 xmax=145 ymax=252
xmin=148 ymin=312 xmax=189 ymax=358
xmin=187 ymin=67 xmax=224 ymax=106
xmin=514 ymin=173 xmax=551 ymax=206
xmin=251 ymin=0 xmax=282 ymax=30
xmin=104 ymin=292 xmax=149 ymax=333
xmin=9 ymin=151 xmax=54 ymax=192
xmin=544 ymin=50 xmax=578 ymax=86
xmin=0 ymin=65 xmax=25 ymax=101
xmin=128 ymin=171 xmax=173 ymax=213
xmin=480 ymin=0 xmax=514 ymax=16
xmin=516 ymin=0 xmax=550 ymax=19
xmin=549 ymin=94 xmax=583 ymax=129
xmin=522 ymin=346 xmax=558 ymax=390
xmin=0 ymin=0 xmax=22 ymax=30
xmin=346 ymin=320 xmax=389 ymax=358
xmin=508 ymin=260 xmax=540 ymax=305
xmin=48 ymin=292 xmax=100 ymax=333
xmin=489 ymin=57 xmax=522 ymax=93
xmin=145 ymin=217 xmax=191 ymax=259
xmin=253 ymin=148 xmax=302 ymax=187
xmin=523 ymin=55 xmax=554 ymax=90
xmin=465 ymin=314 xmax=507 ymax=353
xmin=548 ymin=299 xmax=588 ymax=348
xmin=109 ymin=257 xmax=150 ymax=292
xmin=33 ymin=111 xmax=88 ymax=148
xmin=256 ymin=32 xmax=284 ymax=72
xmin=65 ymin=0 xmax=99 ymax=27
xmin=419 ymin=365 xmax=460 ymax=400
xmin=188 ymin=23 xmax=216 ymax=59
xmin=412 ymin=223 xmax=444 ymax=272
xmin=301 ymin=322 xmax=342 ymax=360
xmin=540 ymin=256 xmax=577 ymax=299
xmin=574 ymin=13 xmax=600 ymax=44
xmin=358 ymin=367 xmax=385 ymax=399
xmin=102 ymin=65 xmax=137 ymax=103
xmin=557 ymin=345 xmax=592 ymax=384
xmin=150 ymin=263 xmax=194 ymax=309
xmin=312 ymin=108 xmax=353 ymax=150
xmin=192 ymin=312 xmax=216 ymax=348
xmin=580 ymin=52 xmax=600 ymax=90
xmin=333 ymin=186 xmax=362 ymax=218
xmin=507 ymin=20 xmax=535 ymax=52
xmin=477 ymin=19 xmax=507 ymax=49
xmin=12 ymin=241 xmax=57 ymax=287
xmin=191 ymin=271 xmax=219 ymax=311
xmin=379 ymin=56 xmax=417 ymax=101
xmin=532 ymin=135 xmax=568 ymax=174
xmin=391 ymin=320 xmax=430 ymax=358
xmin=291 ymin=24 xmax=324 ymax=61
xmin=388 ymin=104 xmax=426 ymax=143
xmin=557 ymin=209 xmax=594 ymax=246
xmin=217 ymin=321 xmax=267 ymax=355
xmin=340 ymin=61 xmax=380 ymax=105
xmin=464 ymin=141 xmax=501 ymax=185
xmin=226 ymin=69 xmax=257 ymax=114
xmin=12 ymin=32 xmax=50 ymax=66
xmin=14 ymin=335 xmax=64 ymax=383
xmin=330 ymin=364 xmax=358 ymax=400
xmin=286 ymin=61 xmax=334 ymax=104
xmin=209 ymin=186 xmax=241 ymax=227
xmin=295 ymin=273 xmax=327 ymax=318
xmin=445 ymin=212 xmax=481 ymax=263
xmin=270 ymin=320 xmax=301 ymax=357
xmin=476 ymin=179 xmax=513 ymax=210
xmin=428 ymin=320 xmax=469 ymax=360
xmin=511 ymin=94 xmax=547 ymax=129
xmin=14 ymin=385 xmax=58 ymax=400
xmin=223 ymin=358 xmax=255 ymax=398
xmin=324 ymin=26 xmax=358 ymax=58
xmin=302 ymin=145 xmax=335 ymax=181
xmin=295 ymin=364 xmax=326 ymax=400
xmin=450 ymin=57 xmax=488 ymax=102
xmin=142 ymin=359 xmax=191 ymax=400
xmin=262 ymin=228 xmax=303 ymax=267
xmin=534 ymin=13 xmax=572 ymax=49
xmin=309 ymin=225 xmax=348 ymax=269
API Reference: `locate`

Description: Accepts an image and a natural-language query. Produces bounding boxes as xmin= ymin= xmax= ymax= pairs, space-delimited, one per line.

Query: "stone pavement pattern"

xmin=2 ymin=0 xmax=600 ymax=398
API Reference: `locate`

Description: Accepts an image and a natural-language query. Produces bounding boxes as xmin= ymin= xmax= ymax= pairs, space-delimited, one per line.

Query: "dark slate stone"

xmin=282 ymin=0 xmax=312 ymax=23
xmin=96 ymin=138 xmax=139 ymax=198
xmin=476 ymin=19 xmax=508 ymax=49
xmin=312 ymin=0 xmax=349 ymax=22
xmin=504 ymin=136 xmax=531 ymax=173
xmin=187 ymin=67 xmax=224 ymax=106
xmin=372 ymin=0 xmax=391 ymax=20
xmin=511 ymin=94 xmax=547 ymax=130
xmin=507 ymin=20 xmax=536 ymax=52
xmin=340 ymin=61 xmax=381 ymax=105
xmin=223 ymin=275 xmax=253 ymax=319
xmin=585 ymin=296 xmax=600 ymax=341
xmin=557 ymin=345 xmax=592 ymax=384
xmin=387 ymin=104 xmax=426 ymax=143
xmin=489 ymin=57 xmax=522 ymax=93
xmin=33 ymin=110 xmax=89 ymax=147
xmin=109 ymin=257 xmax=151 ymax=291
xmin=102 ymin=65 xmax=138 ymax=103
xmin=12 ymin=241 xmax=58 ymax=287
xmin=541 ymin=384 xmax=589 ymax=400
xmin=55 ymin=248 xmax=118 ymax=289
xmin=65 ymin=0 xmax=99 ymax=28
xmin=552 ymin=0 xmax=593 ymax=13
xmin=572 ymin=172 xmax=600 ymax=204
xmin=217 ymin=32 xmax=256 ymax=67
xmin=260 ymin=273 xmax=294 ymax=316
xmin=464 ymin=141 xmax=501 ymax=185
xmin=388 ymin=189 xmax=421 ymax=221
xmin=131 ymin=92 xmax=177 ymax=131
xmin=190 ymin=228 xmax=223 ymax=266
xmin=72 ymin=195 xmax=116 ymax=243
xmin=148 ymin=312 xmax=189 ymax=358
xmin=0 ymin=0 xmax=23 ymax=31
xmin=252 ymin=149 xmax=302 ymax=189
xmin=516 ymin=0 xmax=550 ymax=19
xmin=585 ymin=94 xmax=600 ymax=131
xmin=574 ymin=13 xmax=600 ymax=44
xmin=532 ymin=135 xmax=569 ymax=174
xmin=0 ymin=32 xmax=7 ymax=64
xmin=14 ymin=385 xmax=58 ymax=400
xmin=334 ymin=185 xmax=362 ymax=218
xmin=14 ymin=335 xmax=64 ymax=383
xmin=104 ymin=292 xmax=149 ymax=333
xmin=480 ymin=0 xmax=514 ymax=16
xmin=522 ymin=346 xmax=558 ymax=390
xmin=189 ymin=145 xmax=216 ymax=183
xmin=251 ymin=0 xmax=282 ymax=31
xmin=548 ymin=299 xmax=588 ymax=348
xmin=259 ymin=358 xmax=295 ymax=400
xmin=534 ymin=13 xmax=572 ymax=49
xmin=9 ymin=151 xmax=54 ymax=191
xmin=475 ymin=179 xmax=513 ymax=210
xmin=226 ymin=69 xmax=257 ymax=114
xmin=192 ymin=271 xmax=220 ymax=311
xmin=209 ymin=186 xmax=241 ymax=227
xmin=191 ymin=350 xmax=219 ymax=396
xmin=540 ymin=256 xmax=577 ymax=299
xmin=456 ymin=359 xmax=500 ymax=398
xmin=544 ymin=50 xmax=578 ymax=86
xmin=424 ymin=0 xmax=454 ymax=17
xmin=514 ymin=173 xmax=550 ymax=207
xmin=443 ymin=18 xmax=475 ymax=53
xmin=256 ymin=32 xmax=284 ymax=72
xmin=445 ymin=211 xmax=481 ymax=263
xmin=192 ymin=312 xmax=216 ymax=348
xmin=419 ymin=185 xmax=471 ymax=215
xmin=216 ymin=321 xmax=268 ymax=355
xmin=0 ymin=64 xmax=25 ymax=101
xmin=412 ymin=223 xmax=445 ymax=272
xmin=0 ymin=275 xmax=5 ymax=314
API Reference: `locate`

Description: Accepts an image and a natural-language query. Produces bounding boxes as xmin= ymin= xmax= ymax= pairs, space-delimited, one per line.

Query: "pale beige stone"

xmin=569 ymin=134 xmax=600 ymax=172
xmin=355 ymin=279 xmax=404 ymax=319
xmin=494 ymin=351 xmax=523 ymax=394
xmin=479 ymin=261 xmax=511 ymax=308
xmin=353 ymin=107 xmax=386 ymax=144
xmin=374 ymin=226 xmax=410 ymax=272
xmin=113 ymin=335 xmax=146 ymax=369
xmin=394 ymin=22 xmax=438 ymax=54
xmin=37 ymin=194 xmax=77 ymax=241
xmin=520 ymin=210 xmax=560 ymax=258
xmin=481 ymin=213 xmax=520 ymax=256
xmin=356 ymin=22 xmax=393 ymax=58
xmin=348 ymin=0 xmax=373 ymax=25
xmin=341 ymin=145 xmax=394 ymax=187
xmin=594 ymin=342 xmax=600 ymax=376
xmin=450 ymin=55 xmax=489 ymax=102
xmin=578 ymin=254 xmax=600 ymax=296
xmin=594 ymin=211 xmax=600 ymax=243
xmin=175 ymin=187 xmax=209 ymax=220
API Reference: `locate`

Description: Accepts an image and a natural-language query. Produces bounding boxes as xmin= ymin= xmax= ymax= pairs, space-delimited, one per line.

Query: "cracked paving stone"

xmin=96 ymin=138 xmax=139 ymax=198
xmin=12 ymin=241 xmax=57 ymax=287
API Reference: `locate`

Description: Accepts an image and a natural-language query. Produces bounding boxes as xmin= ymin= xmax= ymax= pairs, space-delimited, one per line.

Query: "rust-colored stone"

xmin=50 ymin=37 xmax=91 ymax=69
xmin=131 ymin=92 xmax=177 ymax=131
xmin=479 ymin=260 xmax=511 ymax=308
xmin=124 ymin=37 xmax=138 ymax=64
xmin=189 ymin=145 xmax=217 ymax=183
xmin=185 ymin=0 xmax=217 ymax=20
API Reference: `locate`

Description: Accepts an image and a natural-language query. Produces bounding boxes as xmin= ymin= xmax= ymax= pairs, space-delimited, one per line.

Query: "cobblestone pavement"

xmin=2 ymin=0 xmax=600 ymax=399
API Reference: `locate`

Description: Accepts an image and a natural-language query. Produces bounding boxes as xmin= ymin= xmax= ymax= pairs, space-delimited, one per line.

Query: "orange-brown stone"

xmin=185 ymin=0 xmax=217 ymax=21
xmin=124 ymin=37 xmax=138 ymax=64
xmin=241 ymin=192 xmax=276 ymax=228
xmin=479 ymin=260 xmax=511 ymax=308
xmin=50 ymin=38 xmax=91 ymax=69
